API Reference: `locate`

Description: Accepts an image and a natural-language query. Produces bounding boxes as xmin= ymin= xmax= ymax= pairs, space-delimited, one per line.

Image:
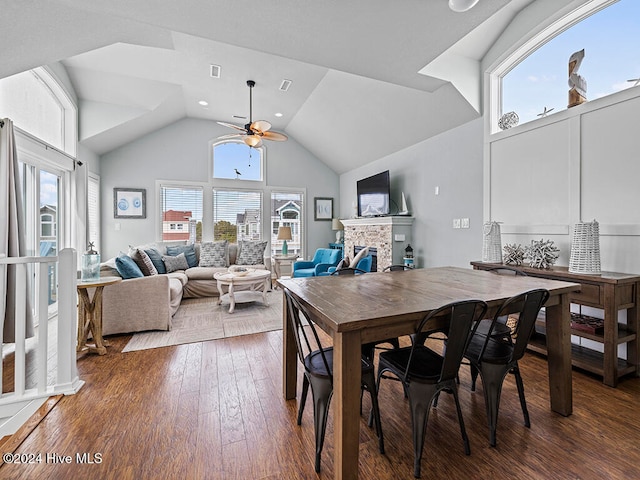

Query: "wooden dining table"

xmin=278 ymin=266 xmax=581 ymax=480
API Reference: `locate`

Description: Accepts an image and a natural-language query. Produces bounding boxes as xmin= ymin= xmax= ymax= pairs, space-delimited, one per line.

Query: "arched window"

xmin=212 ymin=141 xmax=264 ymax=182
xmin=493 ymin=0 xmax=640 ymax=132
xmin=0 ymin=67 xmax=77 ymax=156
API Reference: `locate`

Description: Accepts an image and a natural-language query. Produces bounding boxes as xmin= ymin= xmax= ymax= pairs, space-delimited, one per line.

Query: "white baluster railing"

xmin=0 ymin=248 xmax=84 ymax=436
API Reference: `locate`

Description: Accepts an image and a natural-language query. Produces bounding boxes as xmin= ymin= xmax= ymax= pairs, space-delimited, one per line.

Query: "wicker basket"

xmin=482 ymin=221 xmax=503 ymax=263
xmin=569 ymin=220 xmax=601 ymax=274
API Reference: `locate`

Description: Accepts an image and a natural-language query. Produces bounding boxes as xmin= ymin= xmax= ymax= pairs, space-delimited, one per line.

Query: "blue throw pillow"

xmin=166 ymin=244 xmax=198 ymax=268
xmin=144 ymin=248 xmax=166 ymax=274
xmin=115 ymin=254 xmax=144 ymax=279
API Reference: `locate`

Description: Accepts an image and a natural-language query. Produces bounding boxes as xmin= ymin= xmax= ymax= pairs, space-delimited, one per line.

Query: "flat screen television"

xmin=357 ymin=170 xmax=390 ymax=217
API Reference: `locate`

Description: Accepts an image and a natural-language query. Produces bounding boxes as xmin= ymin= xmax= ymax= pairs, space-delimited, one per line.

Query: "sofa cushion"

xmin=237 ymin=240 xmax=268 ymax=265
xmin=115 ymin=254 xmax=144 ymax=279
xmin=130 ymin=248 xmax=158 ymax=276
xmin=163 ymin=252 xmax=189 ymax=272
xmin=185 ymin=266 xmax=228 ymax=280
xmin=167 ymin=271 xmax=189 ymax=287
xmin=199 ymin=240 xmax=228 ymax=267
xmin=166 ymin=244 xmax=198 ymax=268
xmin=144 ymin=248 xmax=166 ymax=274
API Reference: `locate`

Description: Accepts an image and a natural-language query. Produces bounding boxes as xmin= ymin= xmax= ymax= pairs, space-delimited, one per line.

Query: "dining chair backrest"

xmin=487 ymin=266 xmax=528 ymax=276
xmin=284 ymin=288 xmax=332 ymax=380
xmin=383 ymin=264 xmax=412 ymax=272
xmin=475 ymin=288 xmax=549 ymax=363
xmin=404 ymin=299 xmax=488 ymax=384
xmin=330 ymin=267 xmax=367 ymax=275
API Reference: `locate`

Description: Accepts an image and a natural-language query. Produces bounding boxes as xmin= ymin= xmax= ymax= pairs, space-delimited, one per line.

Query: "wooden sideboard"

xmin=471 ymin=261 xmax=640 ymax=387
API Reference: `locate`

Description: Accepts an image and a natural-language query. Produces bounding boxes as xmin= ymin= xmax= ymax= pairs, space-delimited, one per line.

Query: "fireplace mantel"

xmin=341 ymin=216 xmax=414 ymax=271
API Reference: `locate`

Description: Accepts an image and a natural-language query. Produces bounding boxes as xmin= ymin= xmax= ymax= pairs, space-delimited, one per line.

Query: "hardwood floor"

xmin=1 ymin=330 xmax=639 ymax=479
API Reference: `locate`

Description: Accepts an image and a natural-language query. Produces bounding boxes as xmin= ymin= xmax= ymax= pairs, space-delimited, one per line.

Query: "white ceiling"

xmin=0 ymin=0 xmax=545 ymax=173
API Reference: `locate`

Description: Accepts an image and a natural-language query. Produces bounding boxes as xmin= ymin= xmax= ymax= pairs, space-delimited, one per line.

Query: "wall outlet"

xmin=453 ymin=218 xmax=461 ymax=229
xmin=461 ymin=218 xmax=470 ymax=229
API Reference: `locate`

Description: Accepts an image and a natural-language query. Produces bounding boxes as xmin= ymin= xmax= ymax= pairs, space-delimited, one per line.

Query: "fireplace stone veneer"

xmin=341 ymin=216 xmax=414 ymax=271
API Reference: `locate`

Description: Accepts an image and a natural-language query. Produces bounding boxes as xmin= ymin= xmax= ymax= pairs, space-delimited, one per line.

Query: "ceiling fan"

xmin=217 ymin=80 xmax=288 ymax=147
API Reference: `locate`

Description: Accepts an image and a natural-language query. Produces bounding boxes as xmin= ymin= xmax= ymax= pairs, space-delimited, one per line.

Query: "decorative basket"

xmin=569 ymin=220 xmax=601 ymax=274
xmin=482 ymin=221 xmax=503 ymax=263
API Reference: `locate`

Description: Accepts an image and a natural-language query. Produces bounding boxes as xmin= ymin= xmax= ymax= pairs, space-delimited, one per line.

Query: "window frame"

xmin=210 ymin=139 xmax=266 ymax=186
xmin=487 ymin=0 xmax=617 ymax=135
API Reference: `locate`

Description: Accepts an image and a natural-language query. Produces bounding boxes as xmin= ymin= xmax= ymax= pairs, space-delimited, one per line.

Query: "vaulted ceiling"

xmin=1 ymin=0 xmax=552 ymax=173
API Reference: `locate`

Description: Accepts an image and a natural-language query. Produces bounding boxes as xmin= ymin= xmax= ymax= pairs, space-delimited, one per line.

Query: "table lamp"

xmin=277 ymin=226 xmax=292 ymax=255
xmin=332 ymin=218 xmax=343 ymax=243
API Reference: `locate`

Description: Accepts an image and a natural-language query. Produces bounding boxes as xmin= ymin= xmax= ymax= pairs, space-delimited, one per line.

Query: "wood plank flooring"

xmin=1 ymin=330 xmax=639 ymax=479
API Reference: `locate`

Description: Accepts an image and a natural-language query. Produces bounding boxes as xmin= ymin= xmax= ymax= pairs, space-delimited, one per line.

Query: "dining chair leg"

xmin=362 ymin=370 xmax=385 ymax=454
xmin=297 ymin=375 xmax=310 ymax=425
xmin=451 ymin=384 xmax=471 ymax=455
xmin=470 ymin=364 xmax=479 ymax=391
xmin=310 ymin=378 xmax=333 ymax=473
xmin=407 ymin=384 xmax=437 ymax=478
xmin=478 ymin=363 xmax=508 ymax=447
xmin=513 ymin=365 xmax=531 ymax=428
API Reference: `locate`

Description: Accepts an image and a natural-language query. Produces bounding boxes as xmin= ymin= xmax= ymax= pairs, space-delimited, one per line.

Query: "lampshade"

xmin=277 ymin=226 xmax=292 ymax=241
xmin=449 ymin=0 xmax=479 ymax=13
xmin=332 ymin=219 xmax=343 ymax=231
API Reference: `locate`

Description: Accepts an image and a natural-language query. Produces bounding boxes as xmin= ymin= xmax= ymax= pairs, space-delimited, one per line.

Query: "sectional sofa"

xmin=98 ymin=240 xmax=270 ymax=336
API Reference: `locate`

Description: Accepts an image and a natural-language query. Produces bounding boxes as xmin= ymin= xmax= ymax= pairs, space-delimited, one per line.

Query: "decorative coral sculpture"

xmin=503 ymin=243 xmax=525 ymax=266
xmin=525 ymin=239 xmax=559 ymax=269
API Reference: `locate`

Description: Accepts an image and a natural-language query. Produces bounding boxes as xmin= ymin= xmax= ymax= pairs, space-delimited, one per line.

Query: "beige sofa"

xmin=98 ymin=241 xmax=270 ymax=336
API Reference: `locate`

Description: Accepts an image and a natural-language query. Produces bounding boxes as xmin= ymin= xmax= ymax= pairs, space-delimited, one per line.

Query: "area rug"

xmin=122 ymin=290 xmax=283 ymax=352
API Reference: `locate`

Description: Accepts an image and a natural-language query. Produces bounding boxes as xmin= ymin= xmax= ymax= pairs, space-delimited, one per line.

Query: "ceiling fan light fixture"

xmin=448 ymin=0 xmax=479 ymax=12
xmin=244 ymin=135 xmax=262 ymax=148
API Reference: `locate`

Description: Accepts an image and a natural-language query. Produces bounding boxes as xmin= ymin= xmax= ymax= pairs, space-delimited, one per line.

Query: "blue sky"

xmin=503 ymin=0 xmax=640 ymax=126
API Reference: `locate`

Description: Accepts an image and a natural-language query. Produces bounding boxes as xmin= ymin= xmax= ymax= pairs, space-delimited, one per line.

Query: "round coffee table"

xmin=214 ymin=269 xmax=271 ymax=313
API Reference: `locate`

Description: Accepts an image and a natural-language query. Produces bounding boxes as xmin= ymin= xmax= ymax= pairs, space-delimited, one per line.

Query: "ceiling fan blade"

xmin=251 ymin=120 xmax=272 ymax=134
xmin=217 ymin=133 xmax=245 ymax=140
xmin=262 ymin=131 xmax=288 ymax=142
xmin=217 ymin=121 xmax=247 ymax=132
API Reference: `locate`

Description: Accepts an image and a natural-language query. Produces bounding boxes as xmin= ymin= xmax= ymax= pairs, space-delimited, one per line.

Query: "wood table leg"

xmin=544 ymin=293 xmax=573 ymax=416
xmin=333 ymin=330 xmax=362 ymax=479
xmin=283 ymin=289 xmax=298 ymax=400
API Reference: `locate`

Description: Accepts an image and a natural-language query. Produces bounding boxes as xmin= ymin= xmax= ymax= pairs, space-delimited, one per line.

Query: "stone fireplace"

xmin=341 ymin=217 xmax=414 ymax=271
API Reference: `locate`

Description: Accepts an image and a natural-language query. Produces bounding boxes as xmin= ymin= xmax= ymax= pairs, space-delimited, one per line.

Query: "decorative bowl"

xmin=228 ymin=266 xmax=252 ymax=277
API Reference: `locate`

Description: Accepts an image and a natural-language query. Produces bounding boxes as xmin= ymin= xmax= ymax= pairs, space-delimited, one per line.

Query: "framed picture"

xmin=114 ymin=188 xmax=146 ymax=218
xmin=314 ymin=197 xmax=333 ymax=221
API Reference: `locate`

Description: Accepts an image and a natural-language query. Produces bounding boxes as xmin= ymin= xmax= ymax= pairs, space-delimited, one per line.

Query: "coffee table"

xmin=214 ymin=269 xmax=271 ymax=313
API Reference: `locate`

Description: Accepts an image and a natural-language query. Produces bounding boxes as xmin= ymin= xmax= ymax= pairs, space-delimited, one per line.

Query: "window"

xmin=213 ymin=141 xmax=263 ymax=182
xmin=88 ymin=174 xmax=101 ymax=252
xmin=0 ymin=67 xmax=77 ymax=156
xmin=213 ymin=189 xmax=262 ymax=242
xmin=160 ymin=185 xmax=203 ymax=243
xmin=271 ymin=191 xmax=304 ymax=257
xmin=496 ymin=0 xmax=640 ymax=130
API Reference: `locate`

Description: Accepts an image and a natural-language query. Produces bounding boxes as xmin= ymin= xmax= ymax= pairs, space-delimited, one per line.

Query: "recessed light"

xmin=275 ymin=112 xmax=283 ymax=117
xmin=198 ymin=100 xmax=209 ymax=106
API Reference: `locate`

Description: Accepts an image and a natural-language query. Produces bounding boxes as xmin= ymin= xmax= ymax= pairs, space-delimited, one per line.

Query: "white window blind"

xmin=88 ymin=174 xmax=100 ymax=252
xmin=271 ymin=191 xmax=304 ymax=257
xmin=160 ymin=185 xmax=203 ymax=243
xmin=213 ymin=189 xmax=262 ymax=242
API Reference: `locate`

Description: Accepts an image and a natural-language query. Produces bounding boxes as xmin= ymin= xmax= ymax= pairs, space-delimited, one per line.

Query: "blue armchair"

xmin=292 ymin=248 xmax=341 ymax=277
xmin=324 ymin=255 xmax=373 ymax=276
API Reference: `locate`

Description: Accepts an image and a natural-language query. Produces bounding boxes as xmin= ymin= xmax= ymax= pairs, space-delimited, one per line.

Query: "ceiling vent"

xmin=279 ymin=79 xmax=292 ymax=92
xmin=210 ymin=64 xmax=221 ymax=78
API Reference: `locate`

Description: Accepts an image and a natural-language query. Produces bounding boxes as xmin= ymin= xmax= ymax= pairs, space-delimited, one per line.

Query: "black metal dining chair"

xmin=463 ymin=288 xmax=550 ymax=447
xmin=284 ymin=288 xmax=384 ymax=472
xmin=376 ymin=299 xmax=488 ymax=478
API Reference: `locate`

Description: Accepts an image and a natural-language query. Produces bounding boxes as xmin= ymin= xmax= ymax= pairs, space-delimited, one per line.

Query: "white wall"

xmin=486 ymin=87 xmax=640 ymax=274
xmin=340 ymin=118 xmax=484 ymax=269
xmin=99 ymin=117 xmax=339 ymax=259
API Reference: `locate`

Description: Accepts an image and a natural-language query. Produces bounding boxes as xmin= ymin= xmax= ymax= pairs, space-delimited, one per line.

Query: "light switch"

xmin=115 ymin=222 xmax=121 ymax=231
xmin=453 ymin=218 xmax=461 ymax=229
xmin=394 ymin=234 xmax=405 ymax=242
xmin=461 ymin=218 xmax=470 ymax=229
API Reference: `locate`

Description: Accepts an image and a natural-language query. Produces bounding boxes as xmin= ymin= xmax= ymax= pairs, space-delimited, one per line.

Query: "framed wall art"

xmin=114 ymin=188 xmax=146 ymax=218
xmin=314 ymin=197 xmax=333 ymax=221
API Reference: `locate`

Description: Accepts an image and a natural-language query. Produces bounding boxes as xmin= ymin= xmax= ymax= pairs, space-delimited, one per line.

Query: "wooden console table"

xmin=471 ymin=261 xmax=640 ymax=387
